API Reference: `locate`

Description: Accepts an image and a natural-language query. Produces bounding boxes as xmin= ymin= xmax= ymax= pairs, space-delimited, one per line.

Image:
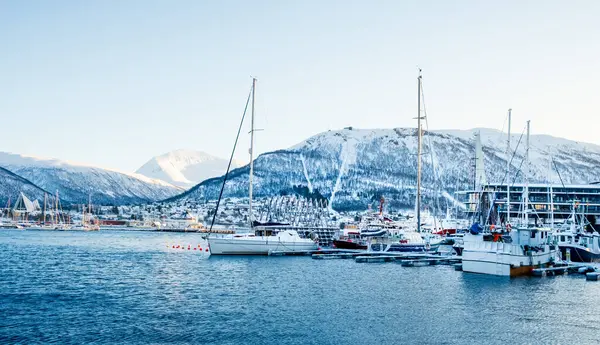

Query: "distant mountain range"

xmin=135 ymin=149 xmax=239 ymax=188
xmin=2 ymin=128 xmax=599 ymax=210
xmin=0 ymin=152 xmax=181 ymax=206
xmin=167 ymin=127 xmax=600 ymax=211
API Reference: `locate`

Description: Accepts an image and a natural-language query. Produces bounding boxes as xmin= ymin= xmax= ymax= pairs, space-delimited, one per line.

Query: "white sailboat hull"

xmin=209 ymin=231 xmax=318 ymax=255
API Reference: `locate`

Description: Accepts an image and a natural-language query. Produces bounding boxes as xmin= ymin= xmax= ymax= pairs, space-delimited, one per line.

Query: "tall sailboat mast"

xmin=416 ymin=70 xmax=422 ymax=232
xmin=524 ymin=120 xmax=530 ymax=226
xmin=43 ymin=193 xmax=47 ymax=224
xmin=249 ymin=77 xmax=257 ymax=228
xmin=86 ymin=193 xmax=92 ymax=226
xmin=506 ymin=109 xmax=511 ymax=225
xmin=55 ymin=190 xmax=59 ymax=224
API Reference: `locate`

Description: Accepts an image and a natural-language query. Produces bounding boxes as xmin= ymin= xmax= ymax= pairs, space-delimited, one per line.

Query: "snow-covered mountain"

xmin=0 ymin=152 xmax=181 ymax=205
xmin=167 ymin=127 xmax=600 ymax=211
xmin=135 ymin=149 xmax=240 ymax=188
xmin=0 ymin=167 xmax=50 ymax=207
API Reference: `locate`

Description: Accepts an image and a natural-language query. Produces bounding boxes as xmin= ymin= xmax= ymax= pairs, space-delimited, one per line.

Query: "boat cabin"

xmin=512 ymin=227 xmax=553 ymax=247
xmin=556 ymin=232 xmax=600 ymax=252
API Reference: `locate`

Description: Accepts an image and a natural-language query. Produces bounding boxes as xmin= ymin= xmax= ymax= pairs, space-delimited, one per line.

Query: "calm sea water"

xmin=1 ymin=230 xmax=599 ymax=345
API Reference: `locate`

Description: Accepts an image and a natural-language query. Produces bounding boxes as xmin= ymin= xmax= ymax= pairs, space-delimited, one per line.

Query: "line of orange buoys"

xmin=166 ymin=243 xmax=210 ymax=252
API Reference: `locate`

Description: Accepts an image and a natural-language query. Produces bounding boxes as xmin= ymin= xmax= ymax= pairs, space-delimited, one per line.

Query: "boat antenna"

xmin=208 ymin=80 xmax=254 ymax=232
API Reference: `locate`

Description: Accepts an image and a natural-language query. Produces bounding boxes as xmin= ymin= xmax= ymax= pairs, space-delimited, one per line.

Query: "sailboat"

xmin=462 ymin=117 xmax=559 ymax=276
xmin=208 ymin=78 xmax=318 ymax=255
xmin=70 ymin=195 xmax=100 ymax=231
xmin=29 ymin=193 xmax=56 ymax=230
xmin=369 ymin=70 xmax=443 ymax=253
xmin=28 ymin=191 xmax=73 ymax=230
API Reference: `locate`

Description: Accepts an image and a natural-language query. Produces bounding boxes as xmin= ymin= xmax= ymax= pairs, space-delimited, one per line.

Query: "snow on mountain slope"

xmin=168 ymin=127 xmax=600 ymax=211
xmin=0 ymin=152 xmax=181 ymax=205
xmin=0 ymin=167 xmax=50 ymax=207
xmin=136 ymin=149 xmax=240 ymax=188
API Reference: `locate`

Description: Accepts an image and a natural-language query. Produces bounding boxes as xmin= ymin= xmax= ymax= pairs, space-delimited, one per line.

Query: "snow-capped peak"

xmin=136 ymin=149 xmax=239 ymax=188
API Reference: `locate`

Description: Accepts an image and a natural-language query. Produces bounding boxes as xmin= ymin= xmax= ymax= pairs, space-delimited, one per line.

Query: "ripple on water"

xmin=1 ymin=230 xmax=600 ymax=345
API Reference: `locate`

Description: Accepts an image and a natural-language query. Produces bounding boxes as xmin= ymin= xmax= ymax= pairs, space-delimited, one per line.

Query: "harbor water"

xmin=1 ymin=230 xmax=599 ymax=345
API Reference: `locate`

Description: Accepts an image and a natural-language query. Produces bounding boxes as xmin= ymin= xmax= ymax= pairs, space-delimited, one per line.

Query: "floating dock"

xmin=309 ymin=250 xmax=461 ymax=265
xmin=531 ymin=263 xmax=599 ymax=281
xmin=269 ymin=248 xmax=362 ymax=257
xmin=586 ymin=272 xmax=600 ymax=281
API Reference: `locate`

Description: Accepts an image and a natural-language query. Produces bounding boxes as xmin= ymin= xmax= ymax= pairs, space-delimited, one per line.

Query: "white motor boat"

xmin=208 ymin=229 xmax=318 ymax=255
xmin=370 ymin=230 xmax=443 ymax=252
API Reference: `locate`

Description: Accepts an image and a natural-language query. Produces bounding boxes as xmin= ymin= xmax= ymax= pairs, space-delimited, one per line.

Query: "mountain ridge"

xmin=0 ymin=152 xmax=181 ymax=205
xmin=164 ymin=127 xmax=600 ymax=211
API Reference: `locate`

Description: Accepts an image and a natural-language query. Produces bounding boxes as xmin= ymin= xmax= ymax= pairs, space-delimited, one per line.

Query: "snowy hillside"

xmin=0 ymin=152 xmax=182 ymax=205
xmin=168 ymin=127 xmax=600 ymax=211
xmin=0 ymin=167 xmax=49 ymax=207
xmin=136 ymin=149 xmax=240 ymax=188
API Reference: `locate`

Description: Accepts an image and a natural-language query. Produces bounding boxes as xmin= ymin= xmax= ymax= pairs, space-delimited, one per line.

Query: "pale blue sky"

xmin=1 ymin=0 xmax=599 ymax=171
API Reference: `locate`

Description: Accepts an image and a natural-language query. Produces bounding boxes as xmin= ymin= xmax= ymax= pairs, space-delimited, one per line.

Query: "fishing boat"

xmin=462 ymin=118 xmax=559 ymax=276
xmin=333 ymin=229 xmax=368 ymax=250
xmin=555 ymin=204 xmax=600 ymax=263
xmin=208 ymin=78 xmax=318 ymax=255
xmin=462 ymin=224 xmax=558 ymax=276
